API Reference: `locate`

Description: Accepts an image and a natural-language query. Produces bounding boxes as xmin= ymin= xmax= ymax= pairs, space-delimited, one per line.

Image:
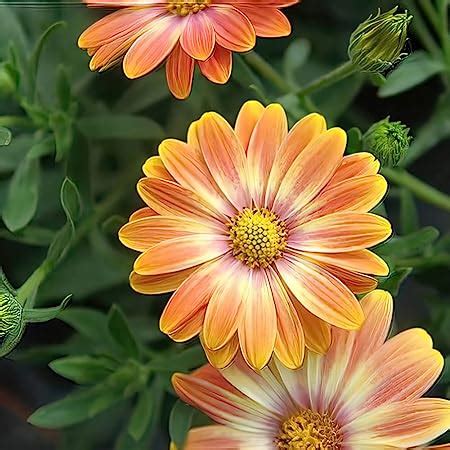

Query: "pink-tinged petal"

xmin=123 ymin=15 xmax=185 ymax=79
xmin=197 ymin=112 xmax=251 ymax=210
xmin=158 ymin=138 xmax=235 ymax=217
xmin=298 ymin=250 xmax=389 ymax=276
xmin=329 ymin=152 xmax=380 ymax=185
xmin=207 ymin=5 xmax=256 ymax=52
xmin=277 ymin=255 xmax=364 ymax=330
xmin=137 ymin=177 xmax=224 ymax=223
xmin=119 ymin=215 xmax=224 ymax=252
xmin=234 ymin=100 xmax=265 ymax=152
xmin=180 ymin=13 xmax=215 ymax=61
xmin=135 ymin=234 xmax=229 ymax=275
xmin=246 ymin=104 xmax=288 ymax=207
xmin=202 ymin=333 xmax=239 ymax=369
xmin=160 ymin=258 xmax=223 ymax=337
xmin=239 ymin=8 xmax=291 ymax=37
xmin=129 ymin=207 xmax=157 ymax=221
xmin=298 ymin=174 xmax=388 ymax=223
xmin=129 ymin=267 xmax=198 ymax=295
xmin=172 ymin=366 xmax=277 ymax=432
xmin=266 ymin=113 xmax=327 ymax=207
xmin=273 ymin=128 xmax=346 ymax=220
xmin=324 ymin=265 xmax=378 ymax=295
xmin=198 ymin=45 xmax=233 ymax=84
xmin=203 ymin=260 xmax=249 ymax=351
xmin=184 ymin=425 xmax=273 ymax=449
xmin=142 ymin=156 xmax=173 ymax=180
xmin=290 ymin=212 xmax=392 ymax=253
xmin=169 ymin=307 xmax=206 ymax=342
xmin=166 ymin=44 xmax=195 ymax=100
xmin=238 ymin=270 xmax=277 ymax=370
xmin=267 ymin=269 xmax=304 ymax=369
xmin=345 ymin=399 xmax=450 ymax=448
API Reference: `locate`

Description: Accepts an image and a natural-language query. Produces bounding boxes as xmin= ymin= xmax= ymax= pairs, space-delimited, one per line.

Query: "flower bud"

xmin=0 ymin=270 xmax=22 ymax=342
xmin=363 ymin=117 xmax=412 ymax=167
xmin=348 ymin=7 xmax=412 ymax=73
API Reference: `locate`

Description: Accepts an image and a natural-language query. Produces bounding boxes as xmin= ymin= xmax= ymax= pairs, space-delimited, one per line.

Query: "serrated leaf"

xmin=107 ymin=305 xmax=139 ymax=359
xmin=169 ymin=400 xmax=195 ymax=449
xmin=128 ymin=386 xmax=153 ymax=441
xmin=0 ymin=127 xmax=12 ymax=146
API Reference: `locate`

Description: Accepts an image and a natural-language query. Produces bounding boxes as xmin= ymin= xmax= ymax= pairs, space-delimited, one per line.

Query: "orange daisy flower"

xmin=119 ymin=101 xmax=392 ymax=370
xmin=173 ymin=290 xmax=450 ymax=449
xmin=78 ymin=0 xmax=297 ymax=99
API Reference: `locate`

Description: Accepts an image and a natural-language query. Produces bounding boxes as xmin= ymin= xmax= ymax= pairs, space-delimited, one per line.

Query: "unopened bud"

xmin=0 ymin=270 xmax=22 ymax=342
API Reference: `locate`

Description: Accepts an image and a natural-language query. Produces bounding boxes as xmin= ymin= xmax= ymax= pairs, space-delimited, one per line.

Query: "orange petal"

xmin=290 ymin=212 xmax=392 ymax=253
xmin=277 ymin=255 xmax=364 ymax=330
xmin=234 ymin=100 xmax=265 ymax=152
xmin=129 ymin=267 xmax=197 ymax=295
xmin=273 ymin=128 xmax=346 ymax=220
xmin=198 ymin=45 xmax=232 ymax=84
xmin=238 ymin=270 xmax=277 ymax=370
xmin=89 ymin=34 xmax=134 ymax=72
xmin=134 ymin=234 xmax=229 ymax=275
xmin=202 ymin=333 xmax=240 ymax=369
xmin=208 ymin=5 xmax=256 ymax=52
xmin=239 ymin=8 xmax=291 ymax=37
xmin=246 ymin=104 xmax=288 ymax=207
xmin=123 ymin=15 xmax=185 ymax=79
xmin=142 ymin=156 xmax=173 ymax=180
xmin=166 ymin=44 xmax=195 ymax=100
xmin=180 ymin=13 xmax=215 ymax=61
xmin=197 ymin=112 xmax=251 ymax=210
xmin=129 ymin=207 xmax=157 ymax=221
xmin=169 ymin=307 xmax=206 ymax=342
xmin=329 ymin=152 xmax=380 ymax=185
xmin=324 ymin=265 xmax=378 ymax=294
xmin=266 ymin=113 xmax=327 ymax=207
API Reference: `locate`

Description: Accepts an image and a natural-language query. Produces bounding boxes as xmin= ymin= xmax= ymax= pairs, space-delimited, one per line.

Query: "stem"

xmin=438 ymin=0 xmax=450 ymax=67
xmin=418 ymin=0 xmax=441 ymax=34
xmin=382 ymin=167 xmax=450 ymax=212
xmin=396 ymin=254 xmax=450 ymax=268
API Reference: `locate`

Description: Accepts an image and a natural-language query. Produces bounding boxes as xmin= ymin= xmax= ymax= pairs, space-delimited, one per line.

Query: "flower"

xmin=172 ymin=290 xmax=450 ymax=449
xmin=78 ymin=0 xmax=297 ymax=99
xmin=119 ymin=101 xmax=392 ymax=370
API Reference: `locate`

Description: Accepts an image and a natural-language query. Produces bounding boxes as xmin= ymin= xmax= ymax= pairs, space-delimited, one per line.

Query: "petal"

xmin=142 ymin=156 xmax=173 ymax=180
xmin=129 ymin=267 xmax=197 ymax=295
xmin=180 ymin=13 xmax=215 ymax=60
xmin=277 ymin=255 xmax=364 ymax=330
xmin=123 ymin=15 xmax=185 ymax=79
xmin=134 ymin=234 xmax=229 ymax=275
xmin=234 ymin=100 xmax=265 ymax=151
xmin=129 ymin=207 xmax=157 ymax=221
xmin=166 ymin=44 xmax=195 ymax=100
xmin=239 ymin=8 xmax=291 ymax=37
xmin=207 ymin=5 xmax=256 ymax=52
xmin=119 ymin=215 xmax=224 ymax=252
xmin=329 ymin=152 xmax=380 ymax=185
xmin=202 ymin=334 xmax=240 ymax=369
xmin=89 ymin=34 xmax=134 ymax=71
xmin=290 ymin=212 xmax=392 ymax=253
xmin=238 ymin=270 xmax=277 ymax=370
xmin=273 ymin=128 xmax=346 ymax=220
xmin=324 ymin=265 xmax=378 ymax=294
xmin=265 ymin=113 xmax=327 ymax=208
xmin=246 ymin=104 xmax=288 ymax=207
xmin=198 ymin=45 xmax=233 ymax=84
xmin=197 ymin=112 xmax=251 ymax=210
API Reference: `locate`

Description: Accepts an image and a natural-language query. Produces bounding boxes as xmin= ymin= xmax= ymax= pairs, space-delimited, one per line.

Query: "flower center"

xmin=275 ymin=409 xmax=343 ymax=449
xmin=229 ymin=208 xmax=287 ymax=268
xmin=167 ymin=0 xmax=211 ymax=16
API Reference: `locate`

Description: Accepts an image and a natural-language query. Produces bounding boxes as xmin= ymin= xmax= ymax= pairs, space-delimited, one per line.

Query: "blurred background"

xmin=0 ymin=0 xmax=449 ymax=448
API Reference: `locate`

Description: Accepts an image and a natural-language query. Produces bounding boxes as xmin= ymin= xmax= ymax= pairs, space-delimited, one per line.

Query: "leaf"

xmin=169 ymin=400 xmax=195 ymax=450
xmin=23 ymin=295 xmax=71 ymax=323
xmin=232 ymin=56 xmax=265 ymax=99
xmin=283 ymin=38 xmax=311 ymax=86
xmin=49 ymin=355 xmax=117 ymax=385
xmin=77 ymin=115 xmax=164 ymax=141
xmin=61 ymin=177 xmax=82 ymax=224
xmin=0 ymin=134 xmax=33 ymax=174
xmin=441 ymin=356 xmax=450 ymax=384
xmin=56 ymin=65 xmax=73 ymax=112
xmin=346 ymin=127 xmax=363 ymax=154
xmin=148 ymin=346 xmax=206 ymax=372
xmin=107 ymin=305 xmax=140 ymax=360
xmin=2 ymin=155 xmax=40 ymax=232
xmin=128 ymin=386 xmax=154 ymax=441
xmin=49 ymin=111 xmax=73 ymax=161
xmin=46 ymin=223 xmax=74 ymax=265
xmin=27 ymin=136 xmax=55 ymax=159
xmin=400 ymin=189 xmax=419 ymax=235
xmin=378 ymin=51 xmax=446 ymax=97
xmin=378 ymin=267 xmax=413 ymax=295
xmin=0 ymin=127 xmax=12 ymax=146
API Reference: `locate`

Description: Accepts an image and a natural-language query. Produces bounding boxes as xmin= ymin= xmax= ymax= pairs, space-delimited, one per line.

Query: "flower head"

xmin=349 ymin=7 xmax=412 ymax=73
xmin=119 ymin=101 xmax=392 ymax=370
xmin=78 ymin=0 xmax=297 ymax=99
xmin=173 ymin=290 xmax=450 ymax=449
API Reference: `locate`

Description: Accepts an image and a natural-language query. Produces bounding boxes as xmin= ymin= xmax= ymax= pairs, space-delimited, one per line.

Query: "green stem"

xmin=382 ymin=167 xmax=450 ymax=212
xmin=396 ymin=254 xmax=450 ymax=268
xmin=438 ymin=0 xmax=450 ymax=67
xmin=418 ymin=0 xmax=441 ymax=34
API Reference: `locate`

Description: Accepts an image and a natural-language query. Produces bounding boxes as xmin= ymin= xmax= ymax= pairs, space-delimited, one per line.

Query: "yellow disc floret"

xmin=167 ymin=0 xmax=211 ymax=16
xmin=229 ymin=208 xmax=287 ymax=268
xmin=275 ymin=409 xmax=343 ymax=449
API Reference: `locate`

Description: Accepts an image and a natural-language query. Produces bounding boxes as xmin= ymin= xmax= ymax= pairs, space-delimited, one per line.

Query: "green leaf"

xmin=148 ymin=346 xmax=206 ymax=372
xmin=346 ymin=127 xmax=363 ymax=154
xmin=283 ymin=38 xmax=311 ymax=86
xmin=23 ymin=295 xmax=71 ymax=323
xmin=49 ymin=355 xmax=117 ymax=385
xmin=378 ymin=51 xmax=446 ymax=97
xmin=169 ymin=400 xmax=195 ymax=449
xmin=56 ymin=65 xmax=73 ymax=112
xmin=49 ymin=111 xmax=73 ymax=161
xmin=0 ymin=127 xmax=12 ymax=146
xmin=128 ymin=386 xmax=154 ymax=441
xmin=107 ymin=305 xmax=140 ymax=359
xmin=46 ymin=223 xmax=73 ymax=265
xmin=2 ymin=156 xmax=40 ymax=232
xmin=232 ymin=56 xmax=265 ymax=100
xmin=399 ymin=189 xmax=420 ymax=235
xmin=378 ymin=267 xmax=413 ymax=295
xmin=27 ymin=136 xmax=55 ymax=159
xmin=441 ymin=356 xmax=450 ymax=384
xmin=77 ymin=115 xmax=164 ymax=141
xmin=61 ymin=177 xmax=82 ymax=224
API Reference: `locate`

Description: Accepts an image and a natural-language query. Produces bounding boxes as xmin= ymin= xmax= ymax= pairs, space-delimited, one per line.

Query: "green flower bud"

xmin=363 ymin=117 xmax=412 ymax=167
xmin=349 ymin=7 xmax=412 ymax=73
